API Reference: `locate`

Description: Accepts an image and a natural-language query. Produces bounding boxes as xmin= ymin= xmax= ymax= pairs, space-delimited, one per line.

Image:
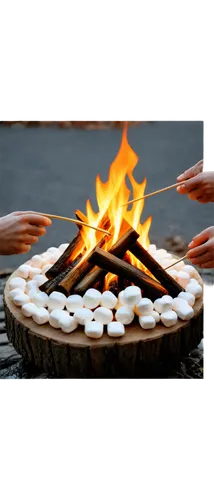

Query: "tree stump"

xmin=4 ymin=272 xmax=203 ymax=378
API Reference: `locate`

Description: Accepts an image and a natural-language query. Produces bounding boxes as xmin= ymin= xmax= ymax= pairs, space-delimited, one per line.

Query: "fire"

xmin=72 ymin=122 xmax=152 ymax=285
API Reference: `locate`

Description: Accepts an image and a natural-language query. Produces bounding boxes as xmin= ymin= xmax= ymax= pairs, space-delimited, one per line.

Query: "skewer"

xmin=37 ymin=212 xmax=111 ymax=236
xmin=122 ymin=181 xmax=184 ymax=207
xmin=164 ymin=255 xmax=188 ymax=270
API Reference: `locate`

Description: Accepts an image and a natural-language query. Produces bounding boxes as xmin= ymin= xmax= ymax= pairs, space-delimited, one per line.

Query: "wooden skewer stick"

xmin=122 ymin=181 xmax=184 ymax=207
xmin=164 ymin=254 xmax=188 ymax=270
xmin=37 ymin=212 xmax=111 ymax=236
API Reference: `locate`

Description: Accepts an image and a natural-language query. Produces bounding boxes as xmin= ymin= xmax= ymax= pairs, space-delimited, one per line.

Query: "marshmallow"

xmin=173 ymin=260 xmax=185 ymax=271
xmin=25 ymin=280 xmax=38 ymax=294
xmin=66 ymin=294 xmax=84 ymax=312
xmin=162 ymin=259 xmax=173 ymax=269
xmin=139 ymin=315 xmax=156 ymax=330
xmin=74 ymin=308 xmax=94 ymax=325
xmin=135 ymin=298 xmax=153 ymax=316
xmin=172 ymin=297 xmax=187 ymax=311
xmin=115 ymin=306 xmax=134 ymax=325
xmin=186 ymin=282 xmax=202 ymax=298
xmin=84 ymin=321 xmax=104 ymax=339
xmin=29 ymin=267 xmax=42 ymax=279
xmin=107 ymin=321 xmax=125 ymax=338
xmin=177 ymin=271 xmax=190 ymax=288
xmin=59 ymin=243 xmax=69 ymax=252
xmin=31 ymin=254 xmax=45 ymax=268
xmin=83 ymin=289 xmax=101 ymax=309
xmin=123 ymin=286 xmax=142 ymax=307
xmin=32 ymin=307 xmax=49 ymax=325
xmin=167 ymin=269 xmax=178 ymax=279
xmin=94 ymin=307 xmax=113 ymax=325
xmin=156 ymin=248 xmax=167 ymax=257
xmin=161 ymin=310 xmax=178 ymax=327
xmin=48 ymin=251 xmax=61 ymax=265
xmin=31 ymin=291 xmax=49 ymax=307
xmin=176 ymin=303 xmax=194 ymax=321
xmin=59 ymin=315 xmax=78 ymax=334
xmin=178 ymin=291 xmax=195 ymax=307
xmin=47 ymin=247 xmax=59 ymax=254
xmin=189 ymin=278 xmax=199 ymax=285
xmin=116 ymin=290 xmax=126 ymax=308
xmin=100 ymin=291 xmax=118 ymax=309
xmin=150 ymin=310 xmax=160 ymax=323
xmin=148 ymin=244 xmax=157 ymax=254
xmin=49 ymin=309 xmax=70 ymax=328
xmin=21 ymin=302 xmax=39 ymax=318
xmin=17 ymin=264 xmax=31 ymax=279
xmin=33 ymin=274 xmax=48 ymax=286
xmin=9 ymin=277 xmax=26 ymax=291
xmin=42 ymin=264 xmax=53 ymax=275
xmin=183 ymin=265 xmax=197 ymax=277
xmin=48 ymin=291 xmax=67 ymax=311
xmin=9 ymin=287 xmax=24 ymax=299
xmin=154 ymin=296 xmax=173 ymax=314
xmin=13 ymin=292 xmax=31 ymax=306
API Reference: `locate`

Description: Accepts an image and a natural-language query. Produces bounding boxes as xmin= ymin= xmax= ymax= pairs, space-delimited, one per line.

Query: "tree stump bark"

xmin=4 ymin=272 xmax=203 ymax=378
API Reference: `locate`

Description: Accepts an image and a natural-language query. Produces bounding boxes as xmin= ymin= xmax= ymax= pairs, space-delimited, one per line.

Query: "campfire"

xmin=7 ymin=124 xmax=203 ymax=339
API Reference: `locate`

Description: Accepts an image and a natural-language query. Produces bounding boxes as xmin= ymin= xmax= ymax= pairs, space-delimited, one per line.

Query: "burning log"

xmin=108 ymin=277 xmax=119 ymax=297
xmin=73 ymin=228 xmax=139 ymax=296
xmin=88 ymin=248 xmax=167 ymax=301
xmin=46 ymin=232 xmax=83 ymax=279
xmin=39 ymin=261 xmax=79 ymax=295
xmin=130 ymin=241 xmax=184 ymax=297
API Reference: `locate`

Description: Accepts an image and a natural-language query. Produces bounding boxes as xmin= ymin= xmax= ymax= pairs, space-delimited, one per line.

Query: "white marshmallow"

xmin=49 ymin=309 xmax=70 ymax=328
xmin=161 ymin=310 xmax=178 ymax=327
xmin=139 ymin=315 xmax=155 ymax=330
xmin=17 ymin=264 xmax=31 ymax=279
xmin=31 ymin=254 xmax=44 ymax=268
xmin=66 ymin=294 xmax=84 ymax=313
xmin=178 ymin=291 xmax=195 ymax=307
xmin=33 ymin=274 xmax=48 ymax=286
xmin=13 ymin=292 xmax=31 ymax=306
xmin=167 ymin=269 xmax=178 ymax=279
xmin=94 ymin=307 xmax=113 ymax=325
xmin=150 ymin=310 xmax=160 ymax=323
xmin=100 ymin=291 xmax=118 ymax=309
xmin=107 ymin=321 xmax=125 ymax=338
xmin=135 ymin=298 xmax=153 ymax=316
xmin=21 ymin=302 xmax=39 ymax=318
xmin=173 ymin=260 xmax=185 ymax=271
xmin=48 ymin=251 xmax=61 ymax=265
xmin=162 ymin=259 xmax=173 ymax=269
xmin=156 ymin=248 xmax=167 ymax=257
xmin=59 ymin=243 xmax=69 ymax=252
xmin=84 ymin=321 xmax=104 ymax=339
xmin=42 ymin=264 xmax=53 ymax=275
xmin=74 ymin=308 xmax=94 ymax=325
xmin=148 ymin=244 xmax=157 ymax=254
xmin=115 ymin=306 xmax=134 ymax=325
xmin=186 ymin=282 xmax=202 ymax=298
xmin=123 ymin=286 xmax=142 ymax=307
xmin=189 ymin=278 xmax=199 ymax=285
xmin=165 ymin=253 xmax=172 ymax=260
xmin=177 ymin=271 xmax=190 ymax=288
xmin=154 ymin=296 xmax=172 ymax=314
xmin=59 ymin=315 xmax=78 ymax=334
xmin=117 ymin=290 xmax=126 ymax=307
xmin=31 ymin=291 xmax=49 ymax=307
xmin=176 ymin=303 xmax=194 ymax=321
xmin=29 ymin=267 xmax=42 ymax=279
xmin=183 ymin=265 xmax=197 ymax=277
xmin=25 ymin=280 xmax=38 ymax=294
xmin=32 ymin=307 xmax=49 ymax=325
xmin=48 ymin=291 xmax=67 ymax=311
xmin=83 ymin=289 xmax=101 ymax=309
xmin=47 ymin=247 xmax=59 ymax=254
xmin=9 ymin=277 xmax=26 ymax=291
xmin=172 ymin=297 xmax=187 ymax=311
xmin=9 ymin=287 xmax=24 ymax=299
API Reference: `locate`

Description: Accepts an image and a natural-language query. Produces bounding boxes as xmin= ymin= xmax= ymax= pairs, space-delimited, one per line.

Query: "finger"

xmin=186 ymin=242 xmax=208 ymax=258
xmin=27 ymin=224 xmax=46 ymax=237
xmin=177 ymin=160 xmax=203 ymax=181
xmin=21 ymin=213 xmax=52 ymax=226
xmin=187 ymin=188 xmax=203 ymax=201
xmin=199 ymin=260 xmax=214 ymax=269
xmin=176 ymin=176 xmax=201 ymax=194
xmin=189 ymin=252 xmax=211 ymax=265
xmin=188 ymin=228 xmax=210 ymax=248
xmin=16 ymin=244 xmax=32 ymax=254
xmin=21 ymin=234 xmax=39 ymax=245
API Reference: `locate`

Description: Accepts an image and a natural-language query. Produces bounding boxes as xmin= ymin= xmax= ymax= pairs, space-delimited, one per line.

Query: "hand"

xmin=176 ymin=171 xmax=214 ymax=203
xmin=186 ymin=227 xmax=214 ymax=268
xmin=0 ymin=211 xmax=52 ymax=255
xmin=177 ymin=159 xmax=203 ymax=182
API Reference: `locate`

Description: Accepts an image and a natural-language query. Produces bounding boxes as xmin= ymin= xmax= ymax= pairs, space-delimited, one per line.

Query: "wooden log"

xmin=46 ymin=232 xmax=83 ymax=279
xmin=73 ymin=228 xmax=139 ymax=295
xmin=58 ymin=232 xmax=111 ymax=294
xmin=108 ymin=277 xmax=119 ymax=297
xmin=88 ymin=249 xmax=167 ymax=300
xmin=130 ymin=241 xmax=184 ymax=297
xmin=39 ymin=259 xmax=79 ymax=295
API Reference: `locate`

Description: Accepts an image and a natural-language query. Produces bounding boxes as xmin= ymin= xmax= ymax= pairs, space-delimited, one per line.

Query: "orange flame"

xmin=73 ymin=123 xmax=152 ymax=285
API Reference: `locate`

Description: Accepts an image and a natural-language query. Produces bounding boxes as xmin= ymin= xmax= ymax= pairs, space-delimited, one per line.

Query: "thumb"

xmin=177 ymin=160 xmax=203 ymax=182
xmin=188 ymin=228 xmax=210 ymax=248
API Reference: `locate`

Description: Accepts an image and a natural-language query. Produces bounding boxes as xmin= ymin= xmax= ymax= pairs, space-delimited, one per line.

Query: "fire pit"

xmin=4 ymin=125 xmax=203 ymax=377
